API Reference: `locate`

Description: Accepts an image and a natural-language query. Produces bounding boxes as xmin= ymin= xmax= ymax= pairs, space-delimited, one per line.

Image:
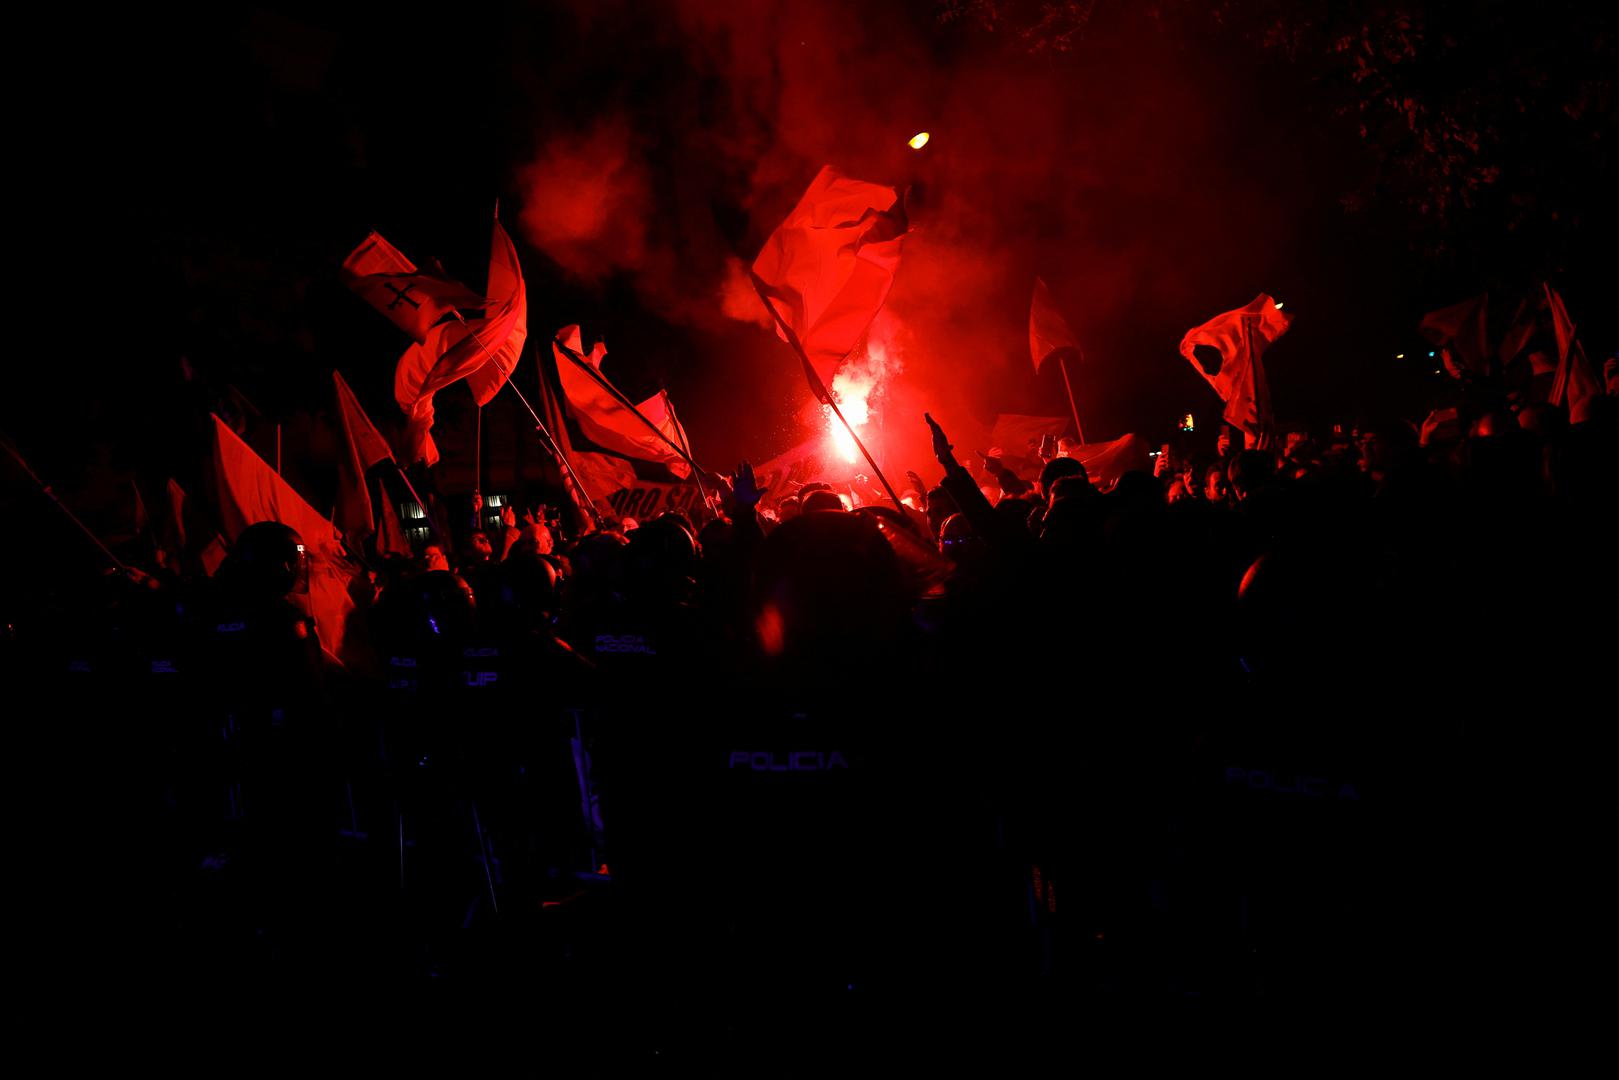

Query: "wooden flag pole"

xmin=1 ymin=434 xmax=129 ymax=573
xmin=1058 ymin=353 xmax=1087 ymax=445
xmin=471 ymin=339 xmax=603 ymax=526
xmin=494 ymin=350 xmax=604 ymax=527
xmin=502 ymin=378 xmax=605 ymax=528
xmin=390 ymin=462 xmax=442 ymax=541
xmin=823 ymin=384 xmax=905 ymax=513
xmin=750 ymin=275 xmax=907 ymax=514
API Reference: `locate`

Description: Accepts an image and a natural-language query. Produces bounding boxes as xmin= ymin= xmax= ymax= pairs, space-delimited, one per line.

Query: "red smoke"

xmin=824 ymin=310 xmax=908 ymax=465
xmin=511 ymin=1 xmax=1351 ymax=472
xmin=717 ymin=256 xmax=772 ymax=329
xmin=516 ymin=116 xmax=651 ymax=280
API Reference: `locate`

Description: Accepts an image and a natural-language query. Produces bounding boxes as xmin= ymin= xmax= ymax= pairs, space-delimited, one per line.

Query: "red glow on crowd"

xmin=756 ymin=602 xmax=786 ymax=656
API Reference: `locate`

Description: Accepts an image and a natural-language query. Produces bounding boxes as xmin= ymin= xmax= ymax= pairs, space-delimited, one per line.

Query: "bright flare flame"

xmin=908 ymin=131 xmax=930 ymax=149
xmin=827 ymin=376 xmax=872 ymax=463
xmin=1274 ymin=300 xmax=1284 ymax=310
xmin=825 ymin=333 xmax=899 ymax=464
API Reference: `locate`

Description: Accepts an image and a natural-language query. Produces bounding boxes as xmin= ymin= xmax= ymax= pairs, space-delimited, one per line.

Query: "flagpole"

xmin=408 ymin=204 xmax=597 ymax=529
xmin=749 ymin=275 xmax=907 ymax=514
xmin=661 ymin=386 xmax=713 ymax=523
xmin=392 ymin=462 xmax=443 ymax=541
xmin=1058 ymin=354 xmax=1087 ymax=445
xmin=441 ymin=282 xmax=603 ymax=524
xmin=454 ymin=203 xmax=654 ymax=528
xmin=506 ymin=377 xmax=603 ymax=527
xmin=475 ymin=342 xmax=602 ymax=527
xmin=1 ymin=433 xmax=129 ymax=573
xmin=825 ymin=388 xmax=905 ymax=512
xmin=430 ymin=201 xmax=598 ymax=524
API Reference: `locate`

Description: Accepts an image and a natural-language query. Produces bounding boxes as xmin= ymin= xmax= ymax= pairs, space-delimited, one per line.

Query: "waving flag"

xmin=334 ymin=370 xmax=395 ymax=469
xmin=552 ymin=326 xmax=690 ymax=477
xmin=1418 ymin=293 xmax=1490 ymax=378
xmin=211 ymin=415 xmax=361 ymax=663
xmin=341 ymin=230 xmax=487 ymax=344
xmin=1030 ymin=277 xmax=1081 ymax=373
xmin=751 ymin=166 xmax=907 ymax=398
xmin=535 ymin=342 xmax=705 ymax=524
xmin=332 ymin=370 xmax=396 ymax=540
xmin=395 ymin=215 xmax=528 ymax=464
xmin=1497 ymin=294 xmax=1540 ymax=367
xmin=1179 ymin=294 xmax=1291 ymax=447
xmin=1544 ymin=284 xmax=1601 ymax=424
xmin=991 ymin=414 xmax=1069 ymax=473
xmin=463 ymin=218 xmax=530 ymax=407
xmin=1070 ymin=433 xmax=1154 ymax=492
xmin=374 ymin=477 xmax=412 ymax=559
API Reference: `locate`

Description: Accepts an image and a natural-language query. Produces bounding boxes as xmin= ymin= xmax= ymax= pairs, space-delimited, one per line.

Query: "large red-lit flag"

xmin=751 ymin=166 xmax=907 ymax=401
xmin=1179 ymin=294 xmax=1291 ymax=447
xmin=990 ymin=414 xmax=1069 ymax=470
xmin=1418 ymin=293 xmax=1491 ymax=378
xmin=394 ymin=216 xmax=528 ymax=465
xmin=552 ymin=326 xmax=691 ymax=478
xmin=211 ymin=415 xmax=360 ymax=663
xmin=462 ymin=219 xmax=531 ymax=407
xmin=1070 ymin=433 xmax=1154 ymax=493
xmin=538 ymin=328 xmax=705 ymax=524
xmin=1030 ymin=277 xmax=1081 ymax=373
xmin=341 ymin=230 xmax=487 ymax=344
xmin=1544 ymin=284 xmax=1601 ymax=424
xmin=374 ymin=476 xmax=412 ymax=559
xmin=335 ymin=370 xmax=395 ymax=469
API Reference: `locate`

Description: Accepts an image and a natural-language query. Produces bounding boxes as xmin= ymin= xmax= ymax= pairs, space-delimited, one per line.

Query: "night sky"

xmin=9 ymin=0 xmax=1615 ymax=540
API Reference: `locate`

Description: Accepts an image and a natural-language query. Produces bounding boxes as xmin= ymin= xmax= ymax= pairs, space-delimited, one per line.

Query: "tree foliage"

xmin=938 ymin=1 xmax=1617 ymax=274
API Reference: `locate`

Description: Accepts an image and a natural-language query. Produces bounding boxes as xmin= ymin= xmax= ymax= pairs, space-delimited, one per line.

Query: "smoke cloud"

xmin=516 ymin=116 xmax=651 ymax=281
xmin=509 ymin=0 xmax=1366 ymax=469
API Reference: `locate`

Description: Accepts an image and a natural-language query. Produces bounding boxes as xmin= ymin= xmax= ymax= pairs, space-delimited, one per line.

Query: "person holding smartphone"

xmin=1152 ymin=442 xmax=1174 ymax=479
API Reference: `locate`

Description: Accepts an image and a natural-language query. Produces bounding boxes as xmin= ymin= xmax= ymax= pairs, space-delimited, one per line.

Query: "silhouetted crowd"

xmin=8 ymin=391 xmax=1616 ymax=1038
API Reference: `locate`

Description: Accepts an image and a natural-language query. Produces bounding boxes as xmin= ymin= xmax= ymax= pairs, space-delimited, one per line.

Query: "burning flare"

xmin=825 ymin=333 xmax=901 ymax=463
xmin=826 ymin=376 xmax=871 ymax=463
xmin=908 ymin=131 xmax=930 ymax=150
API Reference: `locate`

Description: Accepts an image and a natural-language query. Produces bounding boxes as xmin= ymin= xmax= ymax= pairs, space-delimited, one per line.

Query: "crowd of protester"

xmin=7 ymin=377 xmax=1616 ymax=1033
